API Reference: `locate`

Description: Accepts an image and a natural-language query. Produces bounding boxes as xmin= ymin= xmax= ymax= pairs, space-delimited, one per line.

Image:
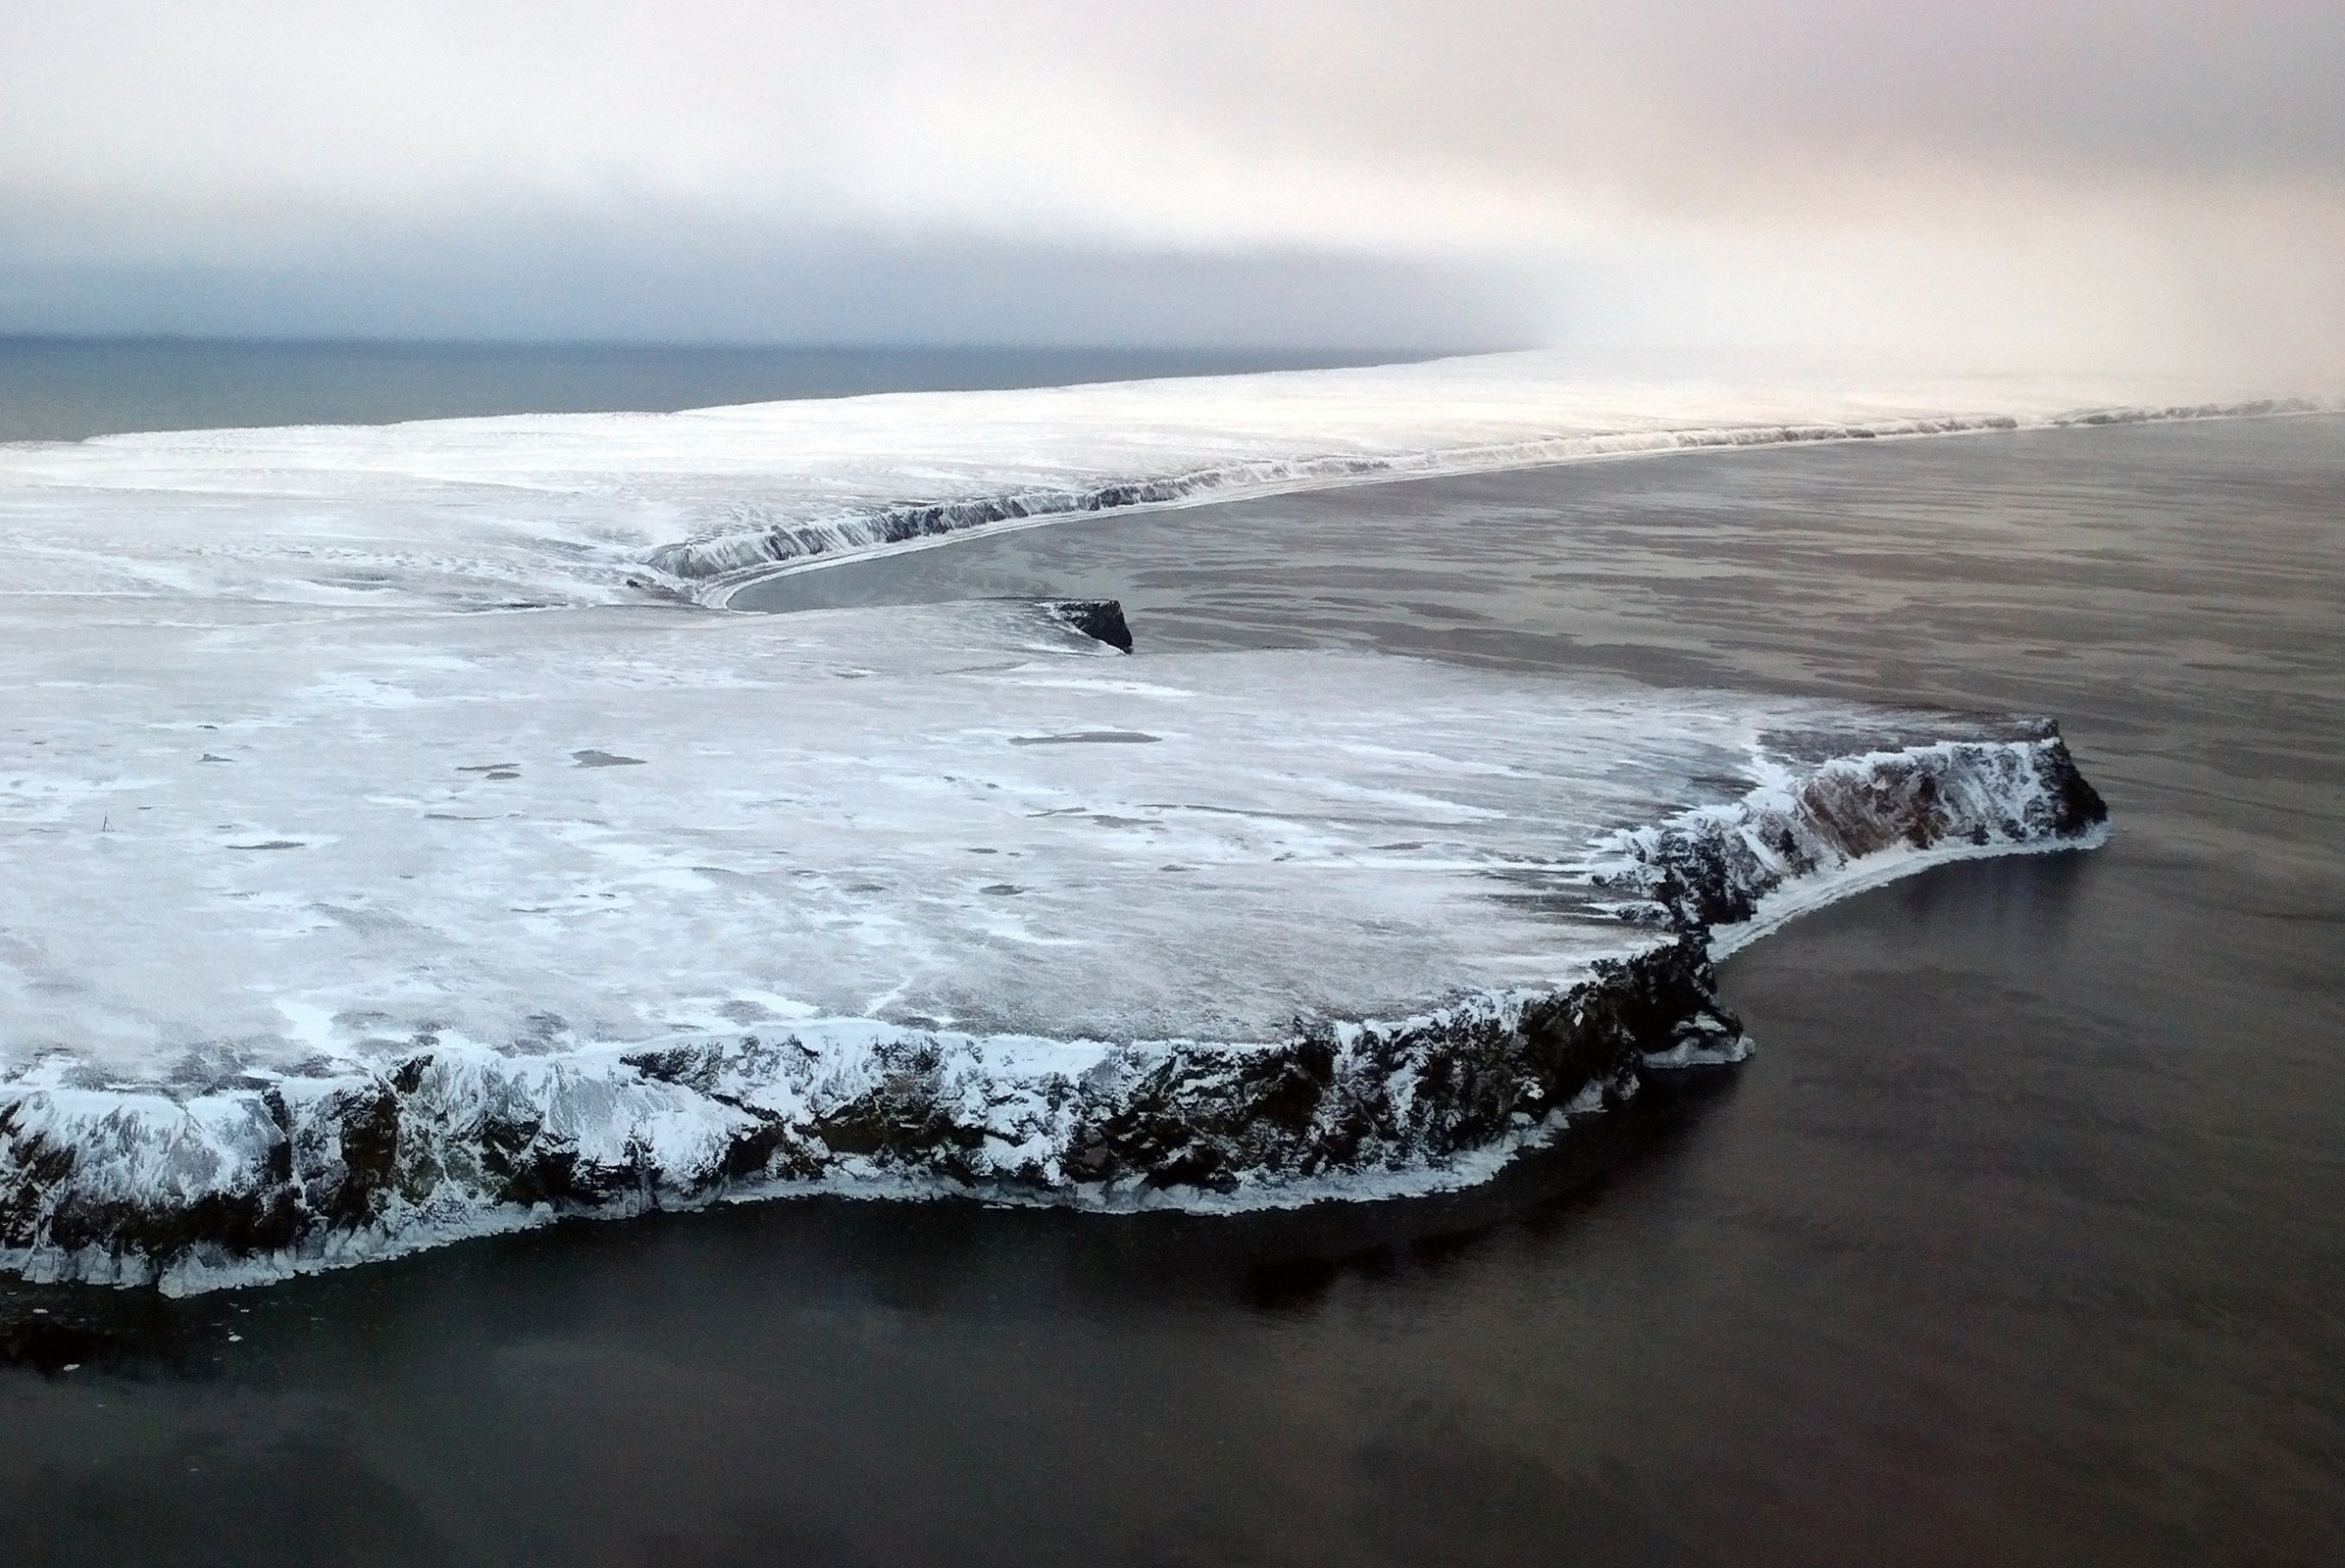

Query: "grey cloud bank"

xmin=0 ymin=1 xmax=2338 ymax=371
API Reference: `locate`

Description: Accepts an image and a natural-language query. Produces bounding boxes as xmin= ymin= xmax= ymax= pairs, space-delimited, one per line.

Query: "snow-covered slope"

xmin=0 ymin=351 xmax=2323 ymax=611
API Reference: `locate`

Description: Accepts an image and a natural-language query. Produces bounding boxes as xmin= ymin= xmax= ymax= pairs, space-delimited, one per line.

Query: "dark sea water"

xmin=0 ymin=338 xmax=1416 ymax=443
xmin=4 ymin=406 xmax=2342 ymax=1565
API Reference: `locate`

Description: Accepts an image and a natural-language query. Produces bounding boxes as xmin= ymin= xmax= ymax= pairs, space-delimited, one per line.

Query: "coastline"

xmin=687 ymin=397 xmax=2336 ymax=607
xmin=0 ymin=721 xmax=2106 ymax=1294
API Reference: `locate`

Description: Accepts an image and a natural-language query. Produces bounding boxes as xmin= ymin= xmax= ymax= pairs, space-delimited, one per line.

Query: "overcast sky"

xmin=2 ymin=1 xmax=2338 ymax=372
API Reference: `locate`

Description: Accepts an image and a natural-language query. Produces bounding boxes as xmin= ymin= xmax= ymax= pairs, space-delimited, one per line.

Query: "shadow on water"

xmin=0 ymin=1066 xmax=1747 ymax=1376
xmin=0 ymin=1074 xmax=1756 ymax=1568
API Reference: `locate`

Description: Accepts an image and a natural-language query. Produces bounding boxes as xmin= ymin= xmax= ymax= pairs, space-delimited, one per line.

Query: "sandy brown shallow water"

xmin=5 ymin=415 xmax=2342 ymax=1566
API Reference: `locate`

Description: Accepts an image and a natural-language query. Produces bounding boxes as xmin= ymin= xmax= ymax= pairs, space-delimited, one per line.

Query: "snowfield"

xmin=0 ymin=350 xmax=2321 ymax=610
xmin=0 ymin=352 xmax=2139 ymax=1288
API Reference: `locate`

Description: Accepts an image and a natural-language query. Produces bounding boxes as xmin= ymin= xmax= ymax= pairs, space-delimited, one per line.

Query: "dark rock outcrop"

xmin=1041 ymin=599 xmax=1135 ymax=653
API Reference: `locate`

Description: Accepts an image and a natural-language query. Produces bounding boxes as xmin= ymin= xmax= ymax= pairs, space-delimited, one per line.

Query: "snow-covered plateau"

xmin=0 ymin=351 xmax=2145 ymax=1291
xmin=0 ymin=349 xmax=2327 ymax=611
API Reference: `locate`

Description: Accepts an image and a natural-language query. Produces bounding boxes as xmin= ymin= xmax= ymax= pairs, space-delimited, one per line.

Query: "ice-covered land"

xmin=0 ymin=352 xmax=2137 ymax=1291
xmin=0 ymin=350 xmax=2326 ymax=611
xmin=0 ymin=597 xmax=2106 ymax=1289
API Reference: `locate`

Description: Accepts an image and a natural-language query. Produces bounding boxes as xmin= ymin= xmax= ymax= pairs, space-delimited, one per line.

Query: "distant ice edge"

xmin=659 ymin=398 xmax=2332 ymax=603
xmin=0 ymin=732 xmax=2107 ymax=1294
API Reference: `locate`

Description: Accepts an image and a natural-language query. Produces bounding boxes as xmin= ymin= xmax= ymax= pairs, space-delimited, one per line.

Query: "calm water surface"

xmin=0 ymin=338 xmax=1417 ymax=443
xmin=4 ymin=416 xmax=2341 ymax=1565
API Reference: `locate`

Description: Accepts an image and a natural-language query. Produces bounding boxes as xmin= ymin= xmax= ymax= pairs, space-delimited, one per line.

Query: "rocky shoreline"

xmin=0 ymin=720 xmax=2107 ymax=1295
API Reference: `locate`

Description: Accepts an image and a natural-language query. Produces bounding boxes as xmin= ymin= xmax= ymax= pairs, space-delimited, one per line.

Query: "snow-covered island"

xmin=0 ymin=353 xmax=2154 ymax=1292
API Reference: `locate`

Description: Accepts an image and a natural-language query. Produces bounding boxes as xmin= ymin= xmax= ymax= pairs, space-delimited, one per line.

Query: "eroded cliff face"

xmin=0 ymin=710 xmax=2106 ymax=1295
